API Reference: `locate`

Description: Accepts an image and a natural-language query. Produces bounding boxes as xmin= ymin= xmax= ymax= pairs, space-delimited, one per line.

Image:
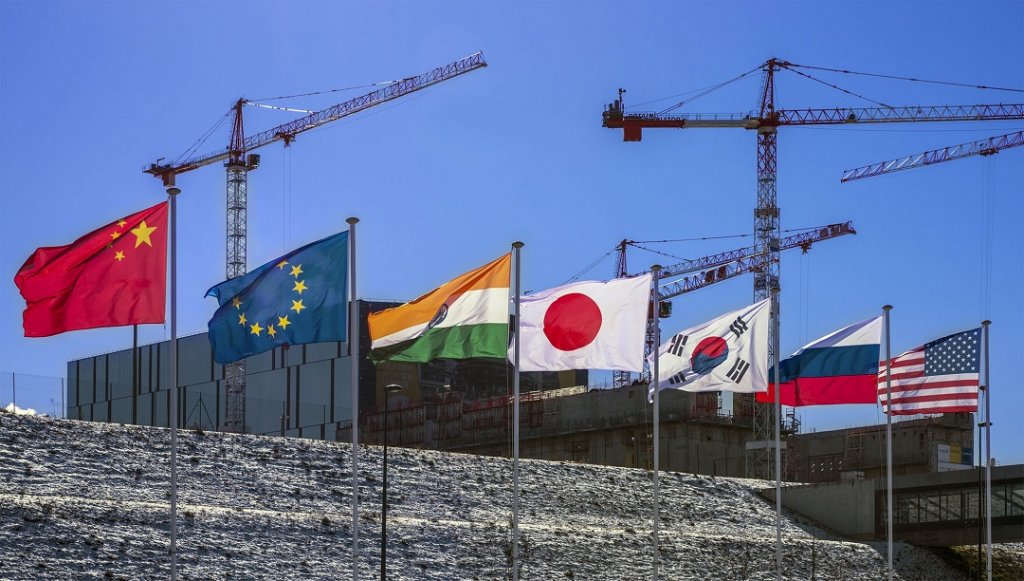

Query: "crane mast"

xmin=221 ymin=100 xmax=257 ymax=431
xmin=147 ymin=52 xmax=487 ymax=431
xmin=752 ymin=60 xmax=781 ymax=483
xmin=612 ymin=239 xmax=635 ymax=388
xmin=602 ymin=58 xmax=1024 ymax=479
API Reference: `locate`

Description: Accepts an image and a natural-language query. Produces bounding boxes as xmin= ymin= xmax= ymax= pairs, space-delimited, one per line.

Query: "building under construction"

xmin=65 ymin=299 xmax=975 ymax=482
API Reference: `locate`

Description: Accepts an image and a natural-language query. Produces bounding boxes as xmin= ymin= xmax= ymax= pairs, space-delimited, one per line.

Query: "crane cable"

xmin=248 ymin=102 xmax=317 ymax=114
xmin=565 ymin=224 xmax=845 ymax=284
xmin=563 ymin=249 xmax=616 ymax=284
xmin=624 ymin=60 xmax=1022 ymax=119
xmin=248 ymin=79 xmax=409 ymax=102
xmin=629 ymin=243 xmax=690 ymax=262
xmin=172 ymin=109 xmax=233 ymax=166
xmin=980 ymin=156 xmax=995 ymax=320
xmin=784 ymin=62 xmax=1024 ymax=93
xmin=798 ymin=251 xmax=811 ymax=345
xmin=625 ymin=63 xmax=762 ymax=110
xmin=659 ymin=64 xmax=765 ymax=115
xmin=780 ymin=66 xmax=894 ymax=109
xmin=282 ymin=147 xmax=293 ymax=253
xmin=632 ymin=224 xmax=834 ymax=245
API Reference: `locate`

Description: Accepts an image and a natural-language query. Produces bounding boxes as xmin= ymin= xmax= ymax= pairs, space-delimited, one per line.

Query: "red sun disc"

xmin=543 ymin=293 xmax=603 ymax=351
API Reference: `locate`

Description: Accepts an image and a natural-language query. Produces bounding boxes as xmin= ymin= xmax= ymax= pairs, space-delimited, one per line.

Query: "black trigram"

xmin=668 ymin=370 xmax=688 ymax=385
xmin=726 ymin=357 xmax=750 ymax=383
xmin=667 ymin=334 xmax=688 ymax=357
xmin=729 ymin=316 xmax=748 ymax=338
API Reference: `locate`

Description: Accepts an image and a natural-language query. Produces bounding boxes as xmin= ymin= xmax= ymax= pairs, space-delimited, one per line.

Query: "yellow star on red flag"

xmin=131 ymin=221 xmax=158 ymax=248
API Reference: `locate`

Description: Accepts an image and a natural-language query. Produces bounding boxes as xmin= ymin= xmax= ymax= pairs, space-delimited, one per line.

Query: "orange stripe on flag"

xmin=368 ymin=253 xmax=510 ymax=340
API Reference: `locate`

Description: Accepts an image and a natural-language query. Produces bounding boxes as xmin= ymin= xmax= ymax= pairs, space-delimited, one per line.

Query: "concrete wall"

xmin=763 ymin=479 xmax=877 ymax=540
xmin=444 ymin=384 xmax=754 ymax=477
xmin=762 ymin=464 xmax=1024 ymax=546
xmin=787 ymin=414 xmax=974 ymax=482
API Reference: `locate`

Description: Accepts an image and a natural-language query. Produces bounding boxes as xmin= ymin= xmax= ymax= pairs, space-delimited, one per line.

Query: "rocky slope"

xmin=0 ymin=411 xmax=1009 ymax=580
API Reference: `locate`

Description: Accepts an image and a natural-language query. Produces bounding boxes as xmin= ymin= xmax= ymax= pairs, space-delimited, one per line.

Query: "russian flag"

xmin=757 ymin=316 xmax=882 ymax=406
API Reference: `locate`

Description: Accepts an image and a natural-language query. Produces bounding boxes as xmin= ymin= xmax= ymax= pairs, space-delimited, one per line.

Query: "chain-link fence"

xmin=0 ymin=371 xmax=66 ymax=417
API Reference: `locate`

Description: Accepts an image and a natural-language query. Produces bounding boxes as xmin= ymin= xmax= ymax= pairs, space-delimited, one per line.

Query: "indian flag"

xmin=368 ymin=253 xmax=510 ymax=363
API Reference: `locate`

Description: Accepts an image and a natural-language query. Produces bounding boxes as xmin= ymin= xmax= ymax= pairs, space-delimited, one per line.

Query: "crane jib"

xmin=146 ymin=51 xmax=487 ymax=181
xmin=603 ymin=103 xmax=1024 ymax=141
xmin=842 ymin=129 xmax=1024 ymax=182
xmin=653 ymin=221 xmax=856 ymax=301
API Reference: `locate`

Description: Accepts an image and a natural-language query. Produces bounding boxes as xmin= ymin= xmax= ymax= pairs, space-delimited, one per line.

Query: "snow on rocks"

xmin=0 ymin=411 xmax=987 ymax=579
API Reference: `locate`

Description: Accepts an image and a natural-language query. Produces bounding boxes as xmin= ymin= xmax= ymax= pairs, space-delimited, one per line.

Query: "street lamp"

xmin=438 ymin=383 xmax=452 ymax=451
xmin=381 ymin=383 xmax=403 ymax=580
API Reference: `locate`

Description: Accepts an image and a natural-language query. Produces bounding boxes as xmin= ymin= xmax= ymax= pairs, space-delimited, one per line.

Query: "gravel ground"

xmin=0 ymin=411 xmax=1015 ymax=580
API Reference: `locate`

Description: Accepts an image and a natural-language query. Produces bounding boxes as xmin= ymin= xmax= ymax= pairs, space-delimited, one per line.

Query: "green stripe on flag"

xmin=369 ymin=323 xmax=508 ymax=363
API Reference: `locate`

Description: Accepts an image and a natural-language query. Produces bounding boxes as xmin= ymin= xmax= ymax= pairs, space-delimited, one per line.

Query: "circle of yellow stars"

xmin=233 ymin=260 xmax=307 ymax=340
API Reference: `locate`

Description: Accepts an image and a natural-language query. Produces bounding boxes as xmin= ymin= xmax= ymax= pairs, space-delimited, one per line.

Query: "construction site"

xmin=3 ymin=3 xmax=1023 ymax=579
xmin=66 ymin=301 xmax=978 ymax=484
xmin=60 ymin=51 xmax=1019 ymax=484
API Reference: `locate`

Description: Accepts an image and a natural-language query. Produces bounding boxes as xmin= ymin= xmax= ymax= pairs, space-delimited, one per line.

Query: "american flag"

xmin=877 ymin=328 xmax=981 ymax=415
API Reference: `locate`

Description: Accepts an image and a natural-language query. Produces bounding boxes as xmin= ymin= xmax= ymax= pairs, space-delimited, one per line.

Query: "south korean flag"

xmin=650 ymin=299 xmax=770 ymax=398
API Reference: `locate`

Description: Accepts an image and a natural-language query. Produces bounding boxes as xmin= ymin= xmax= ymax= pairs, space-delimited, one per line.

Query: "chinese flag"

xmin=15 ymin=201 xmax=168 ymax=337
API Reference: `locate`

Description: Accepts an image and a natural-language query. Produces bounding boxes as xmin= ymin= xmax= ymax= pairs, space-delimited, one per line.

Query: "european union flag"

xmin=206 ymin=230 xmax=348 ymax=364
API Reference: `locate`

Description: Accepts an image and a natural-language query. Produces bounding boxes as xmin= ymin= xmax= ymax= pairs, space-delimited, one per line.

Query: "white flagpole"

xmin=512 ymin=241 xmax=524 ymax=581
xmin=982 ymin=320 xmax=992 ymax=581
xmin=883 ymin=304 xmax=893 ymax=581
xmin=166 ymin=186 xmax=180 ymax=581
xmin=347 ymin=217 xmax=360 ymax=581
xmin=650 ymin=265 xmax=662 ymax=581
xmin=772 ymin=287 xmax=782 ymax=581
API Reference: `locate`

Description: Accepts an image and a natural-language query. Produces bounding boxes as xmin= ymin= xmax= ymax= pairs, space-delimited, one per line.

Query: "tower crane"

xmin=841 ymin=129 xmax=1024 ymax=182
xmin=602 ymin=58 xmax=1024 ymax=478
xmin=611 ymin=221 xmax=856 ymax=388
xmin=146 ymin=52 xmax=487 ymax=431
xmin=654 ymin=222 xmax=854 ymax=299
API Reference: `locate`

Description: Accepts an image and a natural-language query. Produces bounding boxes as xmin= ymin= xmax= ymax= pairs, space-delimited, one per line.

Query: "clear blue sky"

xmin=1 ymin=2 xmax=1021 ymax=463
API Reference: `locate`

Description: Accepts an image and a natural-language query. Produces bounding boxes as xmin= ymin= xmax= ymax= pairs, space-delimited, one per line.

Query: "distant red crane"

xmin=611 ymin=221 xmax=855 ymax=389
xmin=602 ymin=58 xmax=1024 ymax=478
xmin=146 ymin=52 xmax=487 ymax=430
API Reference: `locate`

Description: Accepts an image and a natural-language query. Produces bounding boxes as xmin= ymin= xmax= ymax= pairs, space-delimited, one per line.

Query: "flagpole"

xmin=772 ymin=287 xmax=782 ymax=581
xmin=511 ymin=241 xmax=524 ymax=581
xmin=650 ymin=265 xmax=662 ymax=581
xmin=883 ymin=304 xmax=893 ymax=581
xmin=133 ymin=325 xmax=139 ymax=425
xmin=347 ymin=216 xmax=360 ymax=581
xmin=166 ymin=186 xmax=180 ymax=581
xmin=982 ymin=320 xmax=992 ymax=581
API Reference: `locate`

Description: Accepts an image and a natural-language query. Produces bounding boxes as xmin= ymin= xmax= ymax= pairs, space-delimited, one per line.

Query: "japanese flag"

xmin=651 ymin=299 xmax=770 ymax=397
xmin=514 ymin=274 xmax=652 ymax=372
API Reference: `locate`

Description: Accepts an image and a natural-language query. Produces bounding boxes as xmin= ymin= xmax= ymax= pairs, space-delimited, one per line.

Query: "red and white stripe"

xmin=875 ymin=348 xmax=979 ymax=415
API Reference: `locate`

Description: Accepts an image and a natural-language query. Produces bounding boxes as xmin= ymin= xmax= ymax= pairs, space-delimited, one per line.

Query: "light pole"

xmin=381 ymin=383 xmax=402 ymax=580
xmin=439 ymin=383 xmax=452 ymax=451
